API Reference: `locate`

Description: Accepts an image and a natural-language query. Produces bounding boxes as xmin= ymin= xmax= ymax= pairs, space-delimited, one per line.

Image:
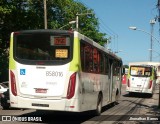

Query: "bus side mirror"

xmin=122 ymin=68 xmax=125 ymax=75
xmin=155 ymin=74 xmax=157 ymax=79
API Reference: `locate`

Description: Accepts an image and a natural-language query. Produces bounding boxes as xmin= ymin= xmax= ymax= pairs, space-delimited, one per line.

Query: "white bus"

xmin=126 ymin=62 xmax=157 ymax=96
xmin=9 ymin=30 xmax=123 ymax=115
xmin=128 ymin=62 xmax=160 ymax=84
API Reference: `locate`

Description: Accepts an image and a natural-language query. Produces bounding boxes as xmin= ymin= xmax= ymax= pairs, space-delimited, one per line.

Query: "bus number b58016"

xmin=46 ymin=71 xmax=63 ymax=77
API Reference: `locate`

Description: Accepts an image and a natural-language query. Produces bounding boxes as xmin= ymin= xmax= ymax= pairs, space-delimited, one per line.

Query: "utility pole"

xmin=76 ymin=12 xmax=93 ymax=31
xmin=157 ymin=0 xmax=160 ymax=108
xmin=149 ymin=19 xmax=155 ymax=62
xmin=157 ymin=0 xmax=160 ymax=35
xmin=76 ymin=13 xmax=79 ymax=31
xmin=157 ymin=0 xmax=160 ymax=22
xmin=44 ymin=0 xmax=47 ymax=29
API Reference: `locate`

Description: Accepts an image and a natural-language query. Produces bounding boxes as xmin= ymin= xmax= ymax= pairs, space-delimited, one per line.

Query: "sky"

xmin=78 ymin=0 xmax=160 ymax=65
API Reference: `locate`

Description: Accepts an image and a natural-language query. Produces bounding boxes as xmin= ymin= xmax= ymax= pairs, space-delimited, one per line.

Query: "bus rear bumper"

xmin=126 ymin=87 xmax=153 ymax=94
xmin=10 ymin=96 xmax=80 ymax=112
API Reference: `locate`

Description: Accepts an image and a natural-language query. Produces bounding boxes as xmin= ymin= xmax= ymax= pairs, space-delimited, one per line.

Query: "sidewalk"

xmin=134 ymin=84 xmax=160 ymax=124
xmin=143 ymin=84 xmax=160 ymax=116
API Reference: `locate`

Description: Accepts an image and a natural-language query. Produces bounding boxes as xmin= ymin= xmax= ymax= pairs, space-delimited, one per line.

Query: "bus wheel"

xmin=129 ymin=92 xmax=133 ymax=96
xmin=148 ymin=93 xmax=153 ymax=98
xmin=95 ymin=93 xmax=103 ymax=116
xmin=114 ymin=89 xmax=119 ymax=105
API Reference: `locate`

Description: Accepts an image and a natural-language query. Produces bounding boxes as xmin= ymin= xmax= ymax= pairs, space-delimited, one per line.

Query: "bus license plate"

xmin=35 ymin=88 xmax=47 ymax=93
xmin=137 ymin=85 xmax=142 ymax=87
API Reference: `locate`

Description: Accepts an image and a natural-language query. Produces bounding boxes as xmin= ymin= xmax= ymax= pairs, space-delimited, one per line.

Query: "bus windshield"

xmin=130 ymin=66 xmax=152 ymax=77
xmin=13 ymin=31 xmax=73 ymax=65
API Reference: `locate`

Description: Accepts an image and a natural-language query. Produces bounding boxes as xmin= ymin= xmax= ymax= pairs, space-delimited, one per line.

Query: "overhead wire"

xmin=76 ymin=0 xmax=119 ymax=52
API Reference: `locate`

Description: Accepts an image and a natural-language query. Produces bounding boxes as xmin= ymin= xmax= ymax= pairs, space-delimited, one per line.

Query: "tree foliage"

xmin=123 ymin=65 xmax=129 ymax=68
xmin=0 ymin=0 xmax=109 ymax=82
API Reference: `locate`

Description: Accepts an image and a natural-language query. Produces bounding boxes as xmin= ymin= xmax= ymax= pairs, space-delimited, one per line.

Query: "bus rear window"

xmin=14 ymin=32 xmax=72 ymax=63
xmin=130 ymin=66 xmax=152 ymax=77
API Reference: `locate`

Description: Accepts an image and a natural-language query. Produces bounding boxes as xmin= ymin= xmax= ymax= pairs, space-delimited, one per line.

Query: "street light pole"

xmin=129 ymin=27 xmax=160 ymax=44
xmin=148 ymin=49 xmax=160 ymax=61
xmin=44 ymin=0 xmax=47 ymax=29
xmin=76 ymin=13 xmax=79 ymax=31
xmin=150 ymin=19 xmax=156 ymax=61
xmin=59 ymin=21 xmax=76 ymax=30
xmin=76 ymin=12 xmax=93 ymax=31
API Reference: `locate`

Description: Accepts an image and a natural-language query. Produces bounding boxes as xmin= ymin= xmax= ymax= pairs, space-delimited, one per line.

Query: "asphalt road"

xmin=0 ymin=84 xmax=160 ymax=124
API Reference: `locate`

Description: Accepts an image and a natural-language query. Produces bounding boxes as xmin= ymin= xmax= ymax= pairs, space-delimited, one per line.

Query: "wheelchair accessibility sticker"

xmin=20 ymin=69 xmax=26 ymax=75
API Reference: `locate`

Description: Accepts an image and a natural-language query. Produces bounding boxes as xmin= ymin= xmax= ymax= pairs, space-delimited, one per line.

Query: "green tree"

xmin=123 ymin=65 xmax=129 ymax=68
xmin=0 ymin=0 xmax=30 ymax=82
xmin=0 ymin=0 xmax=109 ymax=82
xmin=27 ymin=0 xmax=108 ymax=45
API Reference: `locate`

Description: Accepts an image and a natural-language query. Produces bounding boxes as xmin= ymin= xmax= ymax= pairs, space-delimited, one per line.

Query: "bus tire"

xmin=114 ymin=89 xmax=119 ymax=105
xmin=149 ymin=93 xmax=153 ymax=98
xmin=2 ymin=105 xmax=10 ymax=110
xmin=95 ymin=93 xmax=103 ymax=116
xmin=129 ymin=92 xmax=133 ymax=96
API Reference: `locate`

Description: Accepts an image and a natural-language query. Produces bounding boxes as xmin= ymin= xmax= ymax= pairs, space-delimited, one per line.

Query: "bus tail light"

xmin=67 ymin=73 xmax=76 ymax=99
xmin=149 ymin=80 xmax=152 ymax=89
xmin=127 ymin=79 xmax=130 ymax=87
xmin=10 ymin=71 xmax=17 ymax=96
